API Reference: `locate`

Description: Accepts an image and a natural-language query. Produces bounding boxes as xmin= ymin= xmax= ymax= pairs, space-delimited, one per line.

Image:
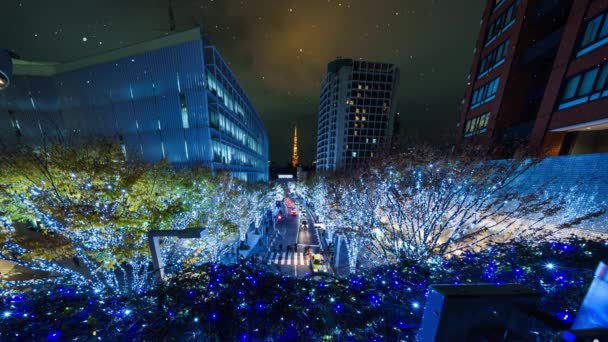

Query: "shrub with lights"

xmin=1 ymin=237 xmax=606 ymax=340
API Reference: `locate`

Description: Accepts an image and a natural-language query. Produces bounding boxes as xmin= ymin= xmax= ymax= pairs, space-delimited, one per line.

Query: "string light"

xmin=1 ymin=145 xmax=605 ymax=340
xmin=1 ymin=237 xmax=601 ymax=339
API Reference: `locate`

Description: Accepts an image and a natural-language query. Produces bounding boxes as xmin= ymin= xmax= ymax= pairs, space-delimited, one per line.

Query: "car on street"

xmin=311 ymin=254 xmax=328 ymax=273
xmin=290 ymin=209 xmax=297 ymax=216
xmin=301 ymin=220 xmax=308 ymax=228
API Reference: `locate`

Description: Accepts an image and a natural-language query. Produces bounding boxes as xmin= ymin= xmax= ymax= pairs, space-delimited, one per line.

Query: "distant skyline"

xmin=0 ymin=0 xmax=485 ymax=165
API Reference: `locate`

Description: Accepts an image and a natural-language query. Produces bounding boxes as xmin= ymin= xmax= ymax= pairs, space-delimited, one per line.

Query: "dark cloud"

xmin=0 ymin=0 xmax=485 ymax=164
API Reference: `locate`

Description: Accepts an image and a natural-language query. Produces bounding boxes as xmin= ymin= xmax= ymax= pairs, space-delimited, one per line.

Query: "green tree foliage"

xmin=0 ymin=139 xmax=222 ymax=287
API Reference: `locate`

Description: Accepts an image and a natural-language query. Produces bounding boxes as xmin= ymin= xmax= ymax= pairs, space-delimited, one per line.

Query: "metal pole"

xmin=148 ymin=236 xmax=165 ymax=280
xmin=147 ymin=228 xmax=206 ymax=282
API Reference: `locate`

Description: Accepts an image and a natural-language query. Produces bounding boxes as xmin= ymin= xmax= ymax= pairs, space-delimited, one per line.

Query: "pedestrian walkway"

xmin=266 ymin=252 xmax=309 ymax=266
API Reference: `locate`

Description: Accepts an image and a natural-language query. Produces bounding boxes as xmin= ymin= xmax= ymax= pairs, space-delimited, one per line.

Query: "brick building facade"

xmin=459 ymin=0 xmax=608 ymax=157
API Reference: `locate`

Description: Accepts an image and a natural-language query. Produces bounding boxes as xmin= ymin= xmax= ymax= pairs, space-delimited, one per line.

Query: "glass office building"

xmin=316 ymin=58 xmax=399 ymax=171
xmin=0 ymin=27 xmax=268 ymax=182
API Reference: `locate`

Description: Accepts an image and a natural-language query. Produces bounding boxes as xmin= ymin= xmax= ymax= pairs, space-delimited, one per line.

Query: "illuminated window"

xmin=470 ymin=77 xmax=500 ymax=109
xmin=372 ymin=138 xmax=377 ymax=143
xmin=357 ymin=93 xmax=361 ymax=98
xmin=362 ymin=108 xmax=367 ymax=113
xmin=578 ymin=12 xmax=608 ymax=57
xmin=558 ymin=62 xmax=608 ymax=110
xmin=8 ymin=111 xmax=21 ymax=137
xmin=463 ymin=112 xmax=491 ymax=137
xmin=362 ymin=116 xmax=367 ymax=121
xmin=358 ymin=84 xmax=362 ymax=89
xmin=493 ymin=0 xmax=505 ymax=12
xmin=356 ymin=108 xmax=360 ymax=113
xmin=354 ymin=130 xmax=358 ymax=136
xmin=485 ymin=1 xmax=518 ymax=46
xmin=477 ymin=39 xmax=509 ymax=79
xmin=355 ymin=115 xmax=360 ymax=121
xmin=180 ymin=94 xmax=189 ymax=129
xmin=352 ymin=152 xmax=357 ymax=157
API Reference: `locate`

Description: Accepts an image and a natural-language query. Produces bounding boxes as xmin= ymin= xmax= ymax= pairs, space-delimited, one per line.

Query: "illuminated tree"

xmin=153 ymin=181 xmax=240 ymax=272
xmin=219 ymin=177 xmax=270 ymax=248
xmin=320 ymin=147 xmax=606 ymax=269
xmin=307 ymin=176 xmax=338 ymax=239
xmin=0 ymin=139 xmax=216 ymax=294
xmin=332 ymin=177 xmax=382 ymax=273
xmin=271 ymin=183 xmax=285 ymax=202
xmin=365 ymin=150 xmax=607 ymax=264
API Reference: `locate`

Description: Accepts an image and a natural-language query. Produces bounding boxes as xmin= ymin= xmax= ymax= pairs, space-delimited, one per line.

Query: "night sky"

xmin=1 ymin=0 xmax=485 ymax=165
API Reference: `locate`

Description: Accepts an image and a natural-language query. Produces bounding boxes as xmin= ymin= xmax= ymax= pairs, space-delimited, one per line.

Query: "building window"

xmin=562 ymin=74 xmax=581 ymax=101
xmin=577 ymin=11 xmax=608 ymax=57
xmin=558 ymin=62 xmax=608 ymax=110
xmin=493 ymin=0 xmax=506 ymax=13
xmin=477 ymin=39 xmax=509 ymax=79
xmin=8 ymin=110 xmax=22 ymax=137
xmin=352 ymin=151 xmax=357 ymax=157
xmin=484 ymin=1 xmax=518 ymax=46
xmin=464 ymin=112 xmax=491 ymax=138
xmin=469 ymin=77 xmax=500 ymax=109
xmin=180 ymin=94 xmax=189 ymax=129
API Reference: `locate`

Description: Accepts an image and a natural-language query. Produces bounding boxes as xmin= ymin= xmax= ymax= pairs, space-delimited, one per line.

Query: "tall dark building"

xmin=315 ymin=58 xmax=399 ymax=171
xmin=458 ymin=0 xmax=608 ymax=156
